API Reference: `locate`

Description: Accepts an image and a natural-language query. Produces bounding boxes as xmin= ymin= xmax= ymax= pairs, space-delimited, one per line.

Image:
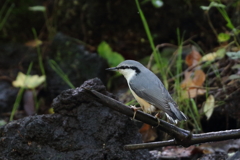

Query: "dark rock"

xmin=45 ymin=33 xmax=108 ymax=99
xmin=0 ymin=81 xmax=19 ymax=113
xmin=0 ymin=78 xmax=151 ymax=159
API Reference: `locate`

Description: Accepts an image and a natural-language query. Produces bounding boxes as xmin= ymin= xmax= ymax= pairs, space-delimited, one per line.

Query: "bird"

xmin=106 ymin=60 xmax=187 ymax=124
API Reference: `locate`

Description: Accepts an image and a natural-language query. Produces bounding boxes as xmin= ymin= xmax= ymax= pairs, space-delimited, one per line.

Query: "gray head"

xmin=106 ymin=60 xmax=145 ymax=81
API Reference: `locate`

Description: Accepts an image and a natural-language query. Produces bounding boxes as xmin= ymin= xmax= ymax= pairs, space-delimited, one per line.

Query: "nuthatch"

xmin=106 ymin=60 xmax=187 ymax=124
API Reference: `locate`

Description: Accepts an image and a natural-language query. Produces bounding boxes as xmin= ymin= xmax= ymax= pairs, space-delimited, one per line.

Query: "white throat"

xmin=119 ymin=69 xmax=137 ymax=82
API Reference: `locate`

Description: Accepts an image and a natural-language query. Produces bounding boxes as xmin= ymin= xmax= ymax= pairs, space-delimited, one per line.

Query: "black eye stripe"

xmin=117 ymin=66 xmax=141 ymax=74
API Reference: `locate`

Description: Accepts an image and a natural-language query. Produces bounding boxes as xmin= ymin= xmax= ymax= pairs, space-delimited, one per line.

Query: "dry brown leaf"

xmin=192 ymin=70 xmax=206 ymax=86
xmin=139 ymin=123 xmax=157 ymax=142
xmin=185 ymin=47 xmax=202 ymax=67
xmin=181 ymin=89 xmax=206 ymax=99
xmin=181 ymin=70 xmax=206 ymax=99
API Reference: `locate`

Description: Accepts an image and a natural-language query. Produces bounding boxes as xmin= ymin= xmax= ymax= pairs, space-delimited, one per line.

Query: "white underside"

xmin=119 ymin=69 xmax=136 ymax=82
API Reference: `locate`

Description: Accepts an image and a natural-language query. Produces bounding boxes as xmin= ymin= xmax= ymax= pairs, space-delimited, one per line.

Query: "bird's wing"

xmin=129 ymin=72 xmax=172 ymax=113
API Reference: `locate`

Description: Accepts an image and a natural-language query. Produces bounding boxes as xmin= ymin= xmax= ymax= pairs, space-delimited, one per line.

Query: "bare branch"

xmin=84 ymin=89 xmax=240 ymax=150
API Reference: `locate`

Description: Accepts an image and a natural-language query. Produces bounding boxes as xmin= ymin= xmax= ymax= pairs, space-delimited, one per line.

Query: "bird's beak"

xmin=106 ymin=67 xmax=118 ymax=71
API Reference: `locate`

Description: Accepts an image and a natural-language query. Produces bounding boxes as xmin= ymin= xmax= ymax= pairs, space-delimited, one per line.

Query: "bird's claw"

xmin=154 ymin=113 xmax=161 ymax=127
xmin=130 ymin=105 xmax=140 ymax=119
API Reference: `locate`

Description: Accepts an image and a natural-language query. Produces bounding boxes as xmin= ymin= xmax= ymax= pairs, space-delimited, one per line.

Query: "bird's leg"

xmin=154 ymin=112 xmax=161 ymax=127
xmin=130 ymin=105 xmax=141 ymax=119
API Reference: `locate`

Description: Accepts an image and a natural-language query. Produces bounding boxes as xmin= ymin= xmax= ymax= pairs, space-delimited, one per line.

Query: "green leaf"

xmin=218 ymin=33 xmax=230 ymax=42
xmin=226 ymin=51 xmax=240 ymax=59
xmin=108 ymin=52 xmax=124 ymax=67
xmin=151 ymin=0 xmax=163 ymax=8
xmin=97 ymin=41 xmax=112 ymax=59
xmin=28 ymin=6 xmax=46 ymax=12
xmin=97 ymin=41 xmax=124 ymax=67
xmin=200 ymin=2 xmax=225 ymax=11
xmin=215 ymin=48 xmax=226 ymax=58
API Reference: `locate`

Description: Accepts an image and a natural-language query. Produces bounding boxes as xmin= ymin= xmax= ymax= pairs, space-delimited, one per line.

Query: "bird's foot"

xmin=130 ymin=105 xmax=141 ymax=119
xmin=154 ymin=113 xmax=161 ymax=127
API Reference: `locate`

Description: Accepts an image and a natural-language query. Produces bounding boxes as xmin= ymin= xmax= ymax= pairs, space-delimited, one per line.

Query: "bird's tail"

xmin=166 ymin=102 xmax=187 ymax=124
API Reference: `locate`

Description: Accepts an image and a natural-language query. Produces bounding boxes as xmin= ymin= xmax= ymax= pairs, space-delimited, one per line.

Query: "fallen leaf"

xmin=192 ymin=70 xmax=206 ymax=86
xmin=180 ymin=70 xmax=206 ymax=89
xmin=185 ymin=47 xmax=202 ymax=67
xmin=181 ymin=70 xmax=206 ymax=99
xmin=201 ymin=48 xmax=226 ymax=62
xmin=226 ymin=51 xmax=240 ymax=59
xmin=228 ymin=74 xmax=240 ymax=80
xmin=139 ymin=123 xmax=158 ymax=142
xmin=201 ymin=53 xmax=217 ymax=62
xmin=203 ymin=95 xmax=215 ymax=120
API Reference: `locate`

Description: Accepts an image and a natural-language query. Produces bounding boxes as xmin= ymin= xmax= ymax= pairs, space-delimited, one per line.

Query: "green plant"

xmin=135 ymin=0 xmax=168 ymax=88
xmin=32 ymin=28 xmax=46 ymax=87
xmin=0 ymin=0 xmax=14 ymax=31
xmin=29 ymin=6 xmax=56 ymax=40
xmin=10 ymin=62 xmax=33 ymax=121
xmin=49 ymin=59 xmax=75 ymax=89
xmin=97 ymin=41 xmax=125 ymax=88
xmin=201 ymin=1 xmax=240 ymax=46
xmin=97 ymin=41 xmax=124 ymax=67
xmin=10 ymin=64 xmax=46 ymax=121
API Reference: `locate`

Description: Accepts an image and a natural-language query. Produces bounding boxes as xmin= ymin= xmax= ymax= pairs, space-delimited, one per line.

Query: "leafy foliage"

xmin=97 ymin=41 xmax=124 ymax=67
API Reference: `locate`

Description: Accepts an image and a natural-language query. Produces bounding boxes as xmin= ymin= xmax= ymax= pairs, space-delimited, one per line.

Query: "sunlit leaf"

xmin=201 ymin=53 xmax=216 ymax=62
xmin=203 ymin=95 xmax=215 ymax=120
xmin=28 ymin=6 xmax=46 ymax=12
xmin=201 ymin=48 xmax=226 ymax=62
xmin=218 ymin=33 xmax=230 ymax=42
xmin=12 ymin=72 xmax=46 ymax=89
xmin=151 ymin=0 xmax=163 ymax=8
xmin=97 ymin=41 xmax=124 ymax=67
